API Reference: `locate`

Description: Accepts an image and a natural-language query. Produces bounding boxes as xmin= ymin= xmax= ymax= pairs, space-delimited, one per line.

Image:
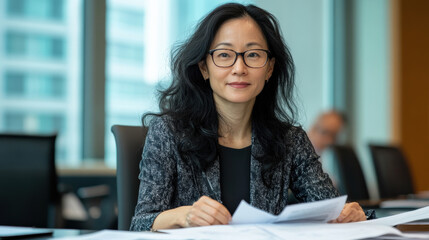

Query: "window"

xmin=6 ymin=0 xmax=65 ymax=21
xmin=4 ymin=71 xmax=65 ymax=98
xmin=5 ymin=31 xmax=65 ymax=60
xmin=108 ymin=7 xmax=144 ymax=29
xmin=108 ymin=42 xmax=144 ymax=64
xmin=4 ymin=112 xmax=25 ymax=132
xmin=1 ymin=0 xmax=252 ymax=168
xmin=0 ymin=0 xmax=83 ymax=167
xmin=4 ymin=72 xmax=25 ymax=95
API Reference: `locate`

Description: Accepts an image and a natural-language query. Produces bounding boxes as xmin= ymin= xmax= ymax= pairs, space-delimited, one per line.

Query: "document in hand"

xmin=231 ymin=195 xmax=347 ymax=224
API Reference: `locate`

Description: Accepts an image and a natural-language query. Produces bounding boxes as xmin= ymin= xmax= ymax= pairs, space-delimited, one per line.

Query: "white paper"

xmin=162 ymin=224 xmax=282 ymax=240
xmin=164 ymin=222 xmax=429 ymax=240
xmin=369 ymin=233 xmax=429 ymax=240
xmin=51 ymin=229 xmax=193 ymax=240
xmin=51 ymin=221 xmax=429 ymax=240
xmin=51 ymin=200 xmax=429 ymax=240
xmin=359 ymin=206 xmax=429 ymax=226
xmin=260 ymin=223 xmax=403 ymax=240
xmin=230 ymin=200 xmax=276 ymax=224
xmin=231 ymin=195 xmax=347 ymax=224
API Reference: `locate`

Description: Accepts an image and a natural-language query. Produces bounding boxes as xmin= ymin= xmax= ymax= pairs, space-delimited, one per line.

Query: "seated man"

xmin=308 ymin=110 xmax=346 ymax=156
xmin=307 ymin=110 xmax=346 ymax=188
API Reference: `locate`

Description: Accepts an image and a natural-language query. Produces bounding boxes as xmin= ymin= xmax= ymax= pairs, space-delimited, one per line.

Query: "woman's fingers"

xmin=185 ymin=197 xmax=367 ymax=227
xmin=186 ymin=210 xmax=214 ymax=227
xmin=334 ymin=202 xmax=366 ymax=223
xmin=198 ymin=196 xmax=231 ymax=223
xmin=184 ymin=195 xmax=232 ymax=227
xmin=187 ymin=204 xmax=222 ymax=226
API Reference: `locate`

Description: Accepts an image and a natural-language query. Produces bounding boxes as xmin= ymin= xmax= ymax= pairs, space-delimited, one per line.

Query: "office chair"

xmin=0 ymin=133 xmax=60 ymax=228
xmin=331 ymin=145 xmax=370 ymax=202
xmin=369 ymin=144 xmax=415 ymax=199
xmin=111 ymin=125 xmax=148 ymax=230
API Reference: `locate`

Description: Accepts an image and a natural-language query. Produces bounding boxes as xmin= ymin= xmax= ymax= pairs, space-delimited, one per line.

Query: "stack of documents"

xmin=50 ymin=195 xmax=429 ymax=240
xmin=53 ymin=223 xmax=429 ymax=240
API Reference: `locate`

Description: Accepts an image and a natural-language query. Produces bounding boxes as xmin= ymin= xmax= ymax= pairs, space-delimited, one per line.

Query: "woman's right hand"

xmin=182 ymin=195 xmax=231 ymax=227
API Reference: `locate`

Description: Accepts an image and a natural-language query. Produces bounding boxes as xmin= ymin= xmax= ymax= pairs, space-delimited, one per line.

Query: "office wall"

xmin=352 ymin=0 xmax=391 ymax=199
xmin=398 ymin=0 xmax=429 ymax=192
xmin=256 ymin=0 xmax=332 ymax=129
xmin=257 ymin=0 xmax=393 ymax=199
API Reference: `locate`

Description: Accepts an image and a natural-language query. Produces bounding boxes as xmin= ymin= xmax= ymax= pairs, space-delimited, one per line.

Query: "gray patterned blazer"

xmin=129 ymin=117 xmax=339 ymax=231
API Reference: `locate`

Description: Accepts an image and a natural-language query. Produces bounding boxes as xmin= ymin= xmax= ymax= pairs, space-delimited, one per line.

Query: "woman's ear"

xmin=198 ymin=61 xmax=209 ymax=80
xmin=265 ymin=58 xmax=275 ymax=80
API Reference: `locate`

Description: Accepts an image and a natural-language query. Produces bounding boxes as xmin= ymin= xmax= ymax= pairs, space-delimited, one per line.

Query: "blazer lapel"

xmin=250 ymin=128 xmax=266 ymax=210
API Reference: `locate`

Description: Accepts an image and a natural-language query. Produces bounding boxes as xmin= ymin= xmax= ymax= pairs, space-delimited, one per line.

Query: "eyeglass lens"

xmin=211 ymin=49 xmax=268 ymax=68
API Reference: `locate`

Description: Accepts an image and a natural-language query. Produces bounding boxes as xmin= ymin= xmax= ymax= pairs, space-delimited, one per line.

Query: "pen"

xmin=201 ymin=171 xmax=216 ymax=197
xmin=200 ymin=164 xmax=222 ymax=204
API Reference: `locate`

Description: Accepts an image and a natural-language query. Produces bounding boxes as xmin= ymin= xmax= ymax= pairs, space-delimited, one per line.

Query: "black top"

xmin=219 ymin=145 xmax=251 ymax=214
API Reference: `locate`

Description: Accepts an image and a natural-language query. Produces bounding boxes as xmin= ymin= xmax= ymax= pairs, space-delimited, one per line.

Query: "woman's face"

xmin=199 ymin=16 xmax=275 ymax=107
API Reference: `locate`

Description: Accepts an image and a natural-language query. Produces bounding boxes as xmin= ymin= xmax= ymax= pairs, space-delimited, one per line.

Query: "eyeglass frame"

xmin=208 ymin=48 xmax=272 ymax=68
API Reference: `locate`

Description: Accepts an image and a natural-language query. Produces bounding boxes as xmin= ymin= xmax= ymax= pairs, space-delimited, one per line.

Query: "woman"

xmin=130 ymin=3 xmax=366 ymax=232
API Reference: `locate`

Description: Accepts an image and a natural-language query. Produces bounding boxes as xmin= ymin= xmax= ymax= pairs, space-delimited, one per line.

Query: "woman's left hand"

xmin=330 ymin=202 xmax=366 ymax=223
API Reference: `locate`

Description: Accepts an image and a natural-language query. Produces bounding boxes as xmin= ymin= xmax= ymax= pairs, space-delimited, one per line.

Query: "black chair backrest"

xmin=0 ymin=133 xmax=58 ymax=227
xmin=331 ymin=145 xmax=369 ymax=201
xmin=369 ymin=144 xmax=414 ymax=199
xmin=111 ymin=125 xmax=148 ymax=230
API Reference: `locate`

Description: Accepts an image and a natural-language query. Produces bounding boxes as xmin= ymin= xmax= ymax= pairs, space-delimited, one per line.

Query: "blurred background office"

xmin=0 ymin=0 xmax=428 ymax=229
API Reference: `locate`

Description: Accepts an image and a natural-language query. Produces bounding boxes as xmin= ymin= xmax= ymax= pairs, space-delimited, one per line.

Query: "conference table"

xmin=3 ymin=208 xmax=429 ymax=240
xmin=2 ymin=223 xmax=429 ymax=240
xmin=3 ymin=223 xmax=429 ymax=240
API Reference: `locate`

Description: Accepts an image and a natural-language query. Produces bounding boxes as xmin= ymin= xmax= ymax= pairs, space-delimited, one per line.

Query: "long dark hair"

xmin=143 ymin=3 xmax=297 ymax=185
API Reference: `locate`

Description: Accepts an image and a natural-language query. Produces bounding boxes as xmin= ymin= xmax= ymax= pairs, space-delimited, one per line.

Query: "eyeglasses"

xmin=208 ymin=49 xmax=272 ymax=68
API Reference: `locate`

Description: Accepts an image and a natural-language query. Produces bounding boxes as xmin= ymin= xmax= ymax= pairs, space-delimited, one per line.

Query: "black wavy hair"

xmin=143 ymin=3 xmax=297 ymax=186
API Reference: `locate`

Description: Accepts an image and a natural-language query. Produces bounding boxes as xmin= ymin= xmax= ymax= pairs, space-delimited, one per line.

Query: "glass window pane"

xmin=0 ymin=0 xmax=83 ymax=167
xmin=51 ymin=37 xmax=65 ymax=59
xmin=5 ymin=31 xmax=66 ymax=60
xmin=4 ymin=71 xmax=65 ymax=99
xmin=4 ymin=112 xmax=25 ymax=131
xmin=50 ymin=0 xmax=64 ymax=20
xmin=6 ymin=0 xmax=25 ymax=15
xmin=5 ymin=31 xmax=27 ymax=55
xmin=6 ymin=0 xmax=64 ymax=21
xmin=5 ymin=72 xmax=25 ymax=95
